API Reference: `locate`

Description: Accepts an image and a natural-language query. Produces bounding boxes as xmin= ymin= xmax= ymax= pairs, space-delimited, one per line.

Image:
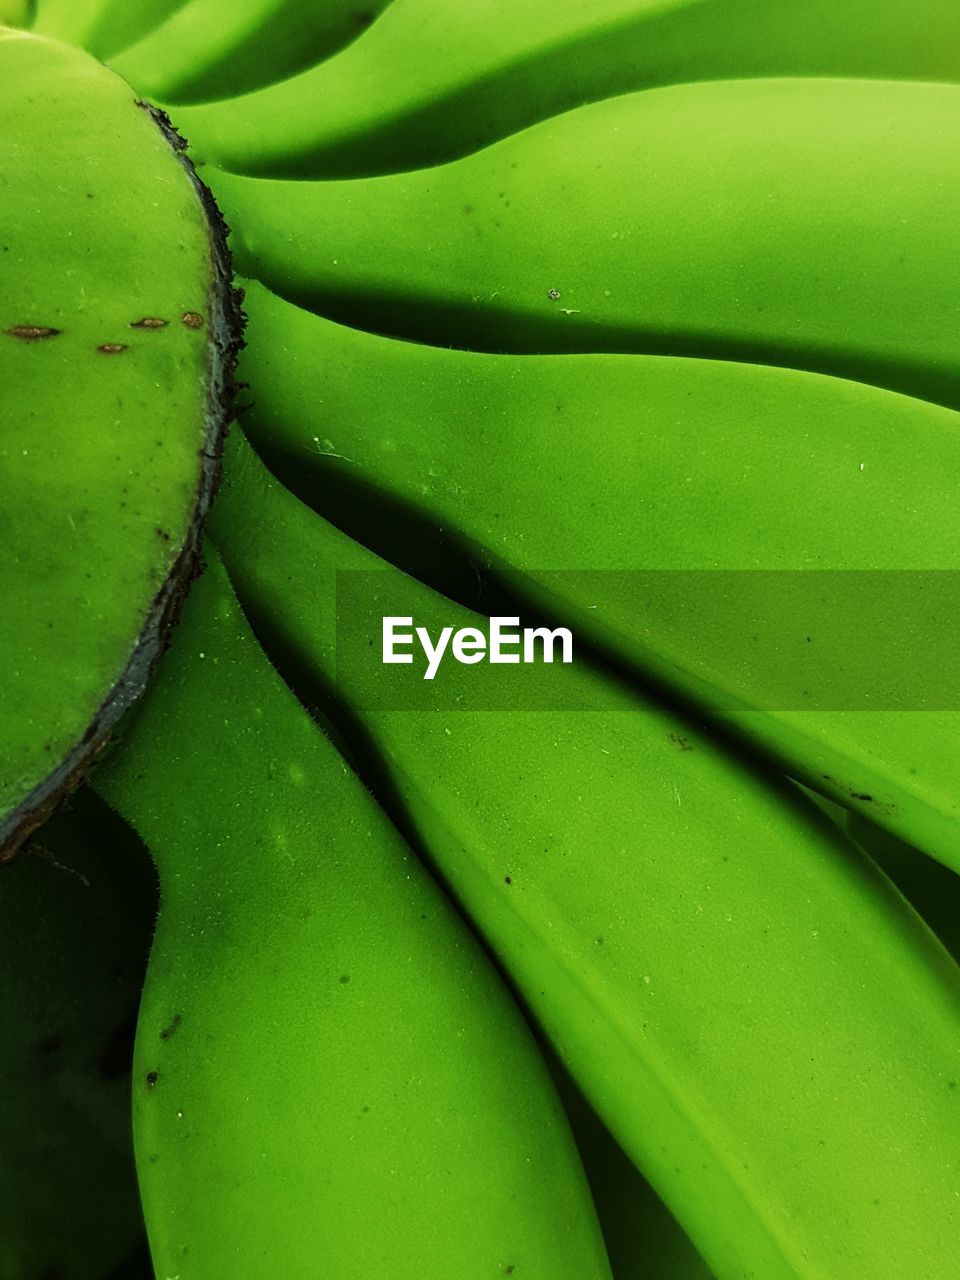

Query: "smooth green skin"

xmin=557 ymin=1072 xmax=713 ymax=1280
xmin=212 ymin=428 xmax=960 ymax=1280
xmin=0 ymin=790 xmax=155 ymax=1279
xmin=90 ymin=550 xmax=611 ymax=1280
xmin=208 ymin=78 xmax=960 ymax=410
xmin=235 ymin=279 xmax=960 ymax=871
xmin=0 ymin=32 xmax=216 ymax=849
xmin=32 ymin=0 xmax=189 ymax=58
xmin=173 ymin=0 xmax=960 ymax=177
xmin=0 ymin=0 xmax=30 ymax=26
xmin=113 ymin=0 xmax=394 ymax=106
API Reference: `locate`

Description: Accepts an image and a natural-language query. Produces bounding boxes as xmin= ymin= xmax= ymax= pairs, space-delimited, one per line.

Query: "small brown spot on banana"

xmin=181 ymin=311 xmax=204 ymax=328
xmin=130 ymin=316 xmax=168 ymax=329
xmin=6 ymin=325 xmax=61 ymax=340
xmin=97 ymin=343 xmax=128 ymax=354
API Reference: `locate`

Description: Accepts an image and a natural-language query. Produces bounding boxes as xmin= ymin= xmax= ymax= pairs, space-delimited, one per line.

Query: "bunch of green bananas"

xmin=2 ymin=2 xmax=960 ymax=1278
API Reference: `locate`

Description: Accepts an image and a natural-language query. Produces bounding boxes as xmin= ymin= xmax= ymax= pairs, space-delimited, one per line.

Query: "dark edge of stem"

xmin=0 ymin=104 xmax=245 ymax=862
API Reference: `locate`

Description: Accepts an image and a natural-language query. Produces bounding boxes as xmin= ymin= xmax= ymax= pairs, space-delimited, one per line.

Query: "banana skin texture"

xmin=30 ymin=0 xmax=189 ymax=60
xmin=232 ymin=277 xmax=960 ymax=872
xmin=206 ymin=75 xmax=960 ymax=874
xmin=112 ymin=0 xmax=394 ymax=106
xmin=0 ymin=791 xmax=155 ymax=1279
xmin=9 ymin=5 xmax=959 ymax=1277
xmin=211 ymin=426 xmax=960 ymax=1280
xmin=89 ymin=548 xmax=612 ymax=1280
xmin=167 ymin=0 xmax=960 ymax=176
xmin=208 ymin=77 xmax=960 ymax=406
xmin=0 ymin=30 xmax=237 ymax=857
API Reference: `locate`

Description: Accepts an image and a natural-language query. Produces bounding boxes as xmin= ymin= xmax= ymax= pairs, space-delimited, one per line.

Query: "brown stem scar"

xmin=6 ymin=325 xmax=61 ymax=340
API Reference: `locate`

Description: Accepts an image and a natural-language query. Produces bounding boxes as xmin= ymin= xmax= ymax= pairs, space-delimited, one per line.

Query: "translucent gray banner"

xmin=334 ymin=569 xmax=960 ymax=712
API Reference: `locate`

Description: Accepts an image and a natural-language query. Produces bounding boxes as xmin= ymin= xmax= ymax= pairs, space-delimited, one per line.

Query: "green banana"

xmin=172 ymin=0 xmax=960 ymax=177
xmin=231 ymin=277 xmax=960 ymax=870
xmin=211 ymin=425 xmax=960 ymax=1280
xmin=89 ymin=547 xmax=611 ymax=1280
xmin=0 ymin=30 xmax=240 ymax=857
xmin=6 ymin=11 xmax=957 ymax=1279
xmin=0 ymin=789 xmax=155 ymax=1279
xmin=207 ymin=78 xmax=960 ymax=405
xmin=31 ymin=0 xmax=190 ymax=58
xmin=113 ymin=0 xmax=394 ymax=105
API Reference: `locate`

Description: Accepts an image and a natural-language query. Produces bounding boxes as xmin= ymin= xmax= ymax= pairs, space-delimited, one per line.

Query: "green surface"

xmin=235 ymin=280 xmax=960 ymax=868
xmin=170 ymin=0 xmax=960 ymax=176
xmin=112 ymin=0 xmax=394 ymax=105
xmin=91 ymin=551 xmax=610 ymax=1280
xmin=0 ymin=31 xmax=220 ymax=852
xmin=5 ymin=5 xmax=960 ymax=1278
xmin=209 ymin=78 xmax=960 ymax=408
xmin=31 ymin=0 xmax=190 ymax=59
xmin=211 ymin=428 xmax=960 ymax=1280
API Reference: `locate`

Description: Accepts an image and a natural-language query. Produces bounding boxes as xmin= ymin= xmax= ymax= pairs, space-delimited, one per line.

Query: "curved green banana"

xmin=172 ymin=0 xmax=960 ymax=177
xmin=113 ymin=0 xmax=394 ymax=105
xmin=233 ymin=278 xmax=960 ymax=870
xmin=207 ymin=78 xmax=960 ymax=408
xmin=32 ymin=0 xmax=189 ymax=57
xmin=89 ymin=548 xmax=611 ymax=1280
xmin=211 ymin=426 xmax=960 ymax=1280
xmin=0 ymin=30 xmax=240 ymax=857
xmin=0 ymin=790 xmax=155 ymax=1279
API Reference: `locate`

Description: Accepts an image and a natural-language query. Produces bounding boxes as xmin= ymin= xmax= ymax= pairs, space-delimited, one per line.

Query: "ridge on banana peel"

xmin=212 ymin=426 xmax=960 ymax=1280
xmin=0 ymin=791 xmax=155 ymax=1279
xmin=89 ymin=548 xmax=611 ymax=1280
xmin=555 ymin=1068 xmax=713 ymax=1280
xmin=234 ymin=280 xmax=960 ymax=871
xmin=208 ymin=77 xmax=960 ymax=409
xmin=155 ymin=0 xmax=960 ymax=176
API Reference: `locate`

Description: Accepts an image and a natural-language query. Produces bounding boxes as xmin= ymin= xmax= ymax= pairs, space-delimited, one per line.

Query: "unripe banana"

xmin=113 ymin=0 xmax=394 ymax=105
xmin=0 ymin=790 xmax=155 ymax=1279
xmin=89 ymin=547 xmax=611 ymax=1280
xmin=231 ymin=277 xmax=960 ymax=870
xmin=0 ymin=30 xmax=240 ymax=858
xmin=207 ymin=78 xmax=960 ymax=406
xmin=172 ymin=0 xmax=960 ymax=177
xmin=31 ymin=0 xmax=188 ymax=58
xmin=211 ymin=426 xmax=960 ymax=1280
